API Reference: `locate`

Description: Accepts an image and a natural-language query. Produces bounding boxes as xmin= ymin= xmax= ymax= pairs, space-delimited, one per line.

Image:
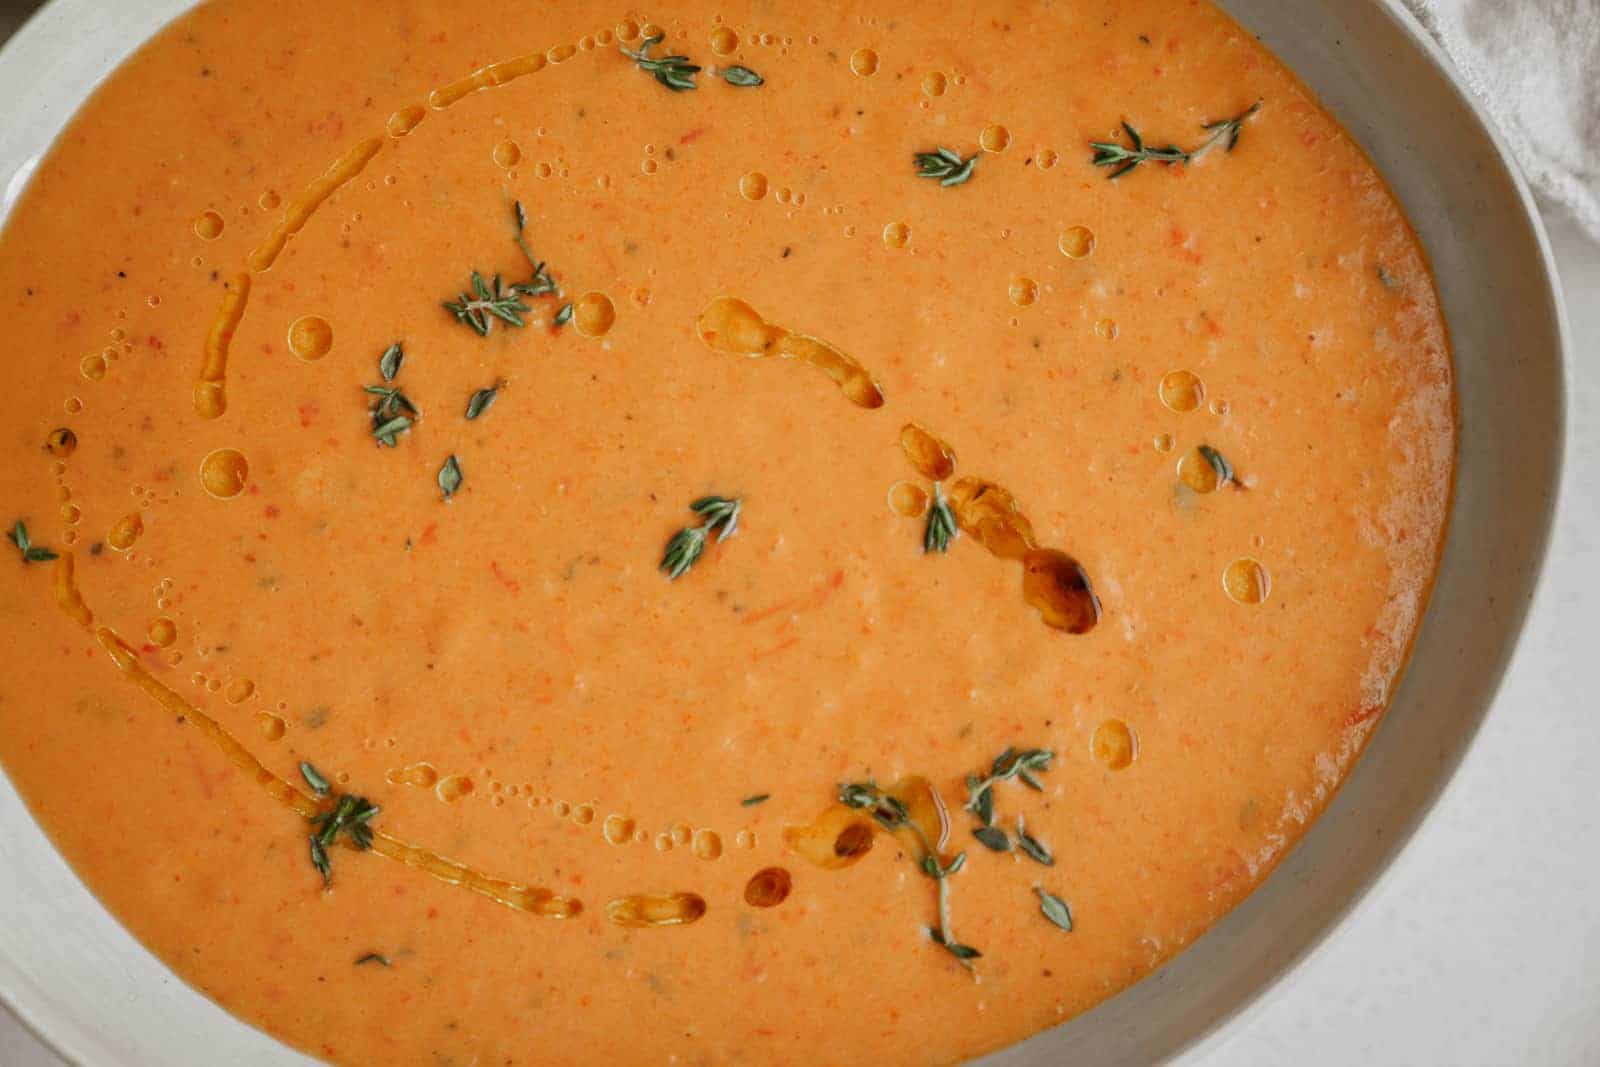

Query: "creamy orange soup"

xmin=0 ymin=1 xmax=1454 ymax=1063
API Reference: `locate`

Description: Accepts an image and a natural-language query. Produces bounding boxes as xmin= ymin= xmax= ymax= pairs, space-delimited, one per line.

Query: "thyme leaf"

xmin=299 ymin=761 xmax=331 ymax=797
xmin=973 ymin=825 xmax=1011 ymax=852
xmin=355 ymin=953 xmax=391 ymax=967
xmin=1090 ymin=101 xmax=1262 ymax=179
xmin=740 ymin=793 xmax=771 ymax=807
xmin=1015 ymin=814 xmax=1054 ymax=866
xmin=914 ymin=147 xmax=978 ymax=187
xmin=438 ymin=455 xmax=463 ymax=500
xmin=554 ymin=302 xmax=574 ymax=326
xmin=924 ymin=482 xmax=957 ymax=554
xmin=1036 ymin=886 xmax=1074 ymax=932
xmin=378 ymin=342 xmax=404 ymax=382
xmin=1198 ymin=444 xmax=1234 ymax=487
xmin=466 ymin=385 xmax=499 ymax=421
xmin=660 ymin=494 xmax=742 ymax=579
xmin=622 ymin=33 xmax=701 ymax=92
xmin=7 ymin=521 xmax=57 ymax=564
xmin=721 ymin=65 xmax=764 ymax=87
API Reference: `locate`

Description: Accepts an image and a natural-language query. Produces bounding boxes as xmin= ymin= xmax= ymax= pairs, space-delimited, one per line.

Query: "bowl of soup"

xmin=0 ymin=0 xmax=1564 ymax=1064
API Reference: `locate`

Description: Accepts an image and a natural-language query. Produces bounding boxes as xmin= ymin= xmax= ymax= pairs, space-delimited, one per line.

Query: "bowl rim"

xmin=0 ymin=0 xmax=1571 ymax=1064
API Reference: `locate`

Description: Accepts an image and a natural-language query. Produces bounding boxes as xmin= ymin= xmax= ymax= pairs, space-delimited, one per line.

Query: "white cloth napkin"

xmin=1402 ymin=0 xmax=1600 ymax=241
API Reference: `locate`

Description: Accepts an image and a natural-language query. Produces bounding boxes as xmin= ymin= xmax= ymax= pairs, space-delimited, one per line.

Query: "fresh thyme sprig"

xmin=839 ymin=781 xmax=979 ymax=965
xmin=7 ymin=521 xmax=57 ymax=564
xmin=1090 ymin=101 xmax=1262 ymax=179
xmin=622 ymin=33 xmax=701 ymax=92
xmin=302 ymin=762 xmax=380 ymax=887
xmin=660 ymin=495 xmax=742 ymax=579
xmin=965 ymin=747 xmax=1054 ymax=825
xmin=924 ymin=482 xmax=957 ymax=554
xmin=914 ymin=147 xmax=978 ymax=187
xmin=364 ymin=343 xmax=419 ymax=448
xmin=444 ymin=203 xmax=561 ymax=336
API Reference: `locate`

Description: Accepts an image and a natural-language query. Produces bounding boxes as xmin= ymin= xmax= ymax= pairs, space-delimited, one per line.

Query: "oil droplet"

xmin=631 ymin=288 xmax=652 ymax=307
xmin=552 ymin=800 xmax=571 ymax=818
xmin=603 ymin=814 xmax=636 ymax=844
xmin=596 ymin=29 xmax=614 ymax=46
xmin=740 ymin=172 xmax=769 ymax=201
xmin=1210 ymin=398 xmax=1231 ymax=416
xmin=921 ymin=71 xmax=947 ymax=97
xmin=59 ymin=503 xmax=80 ymax=525
xmin=573 ymin=292 xmax=616 ymax=338
xmin=887 ymin=481 xmax=929 ymax=517
xmin=493 ymin=140 xmax=522 ymax=168
xmin=258 ymin=190 xmax=281 ymax=211
xmin=616 ymin=18 xmax=640 ymax=40
xmin=640 ymin=158 xmax=658 ymax=175
xmin=1095 ymin=317 xmax=1119 ymax=340
xmin=744 ymin=867 xmax=793 ymax=907
xmin=775 ymin=187 xmax=792 ymax=205
xmin=547 ymin=43 xmax=578 ymax=63
xmin=256 ymin=713 xmax=286 ymax=741
xmin=287 ymin=316 xmax=333 ymax=362
xmin=655 ymin=832 xmax=674 ymax=852
xmin=1009 ymin=277 xmax=1039 ymax=307
xmin=1153 ymin=433 xmax=1174 ymax=453
xmin=980 ymin=124 xmax=1012 ymax=153
xmin=793 ymin=191 xmax=806 ymax=207
xmin=46 ymin=428 xmax=77 ymax=457
xmin=64 ymin=397 xmax=83 ymax=415
xmin=1091 ymin=719 xmax=1136 ymax=770
xmin=849 ymin=47 xmax=879 ymax=76
xmin=882 ymin=221 xmax=910 ymax=249
xmin=606 ymin=892 xmax=707 ymax=927
xmin=1059 ymin=225 xmax=1095 ymax=259
xmin=79 ymin=354 xmax=107 ymax=381
xmin=436 ymin=775 xmax=475 ymax=802
xmin=671 ymin=823 xmax=693 ymax=847
xmin=1223 ymin=558 xmax=1270 ymax=605
xmin=224 ymin=678 xmax=255 ymax=704
xmin=387 ymin=763 xmax=438 ymax=788
xmin=535 ymin=161 xmax=553 ymax=179
xmin=633 ymin=828 xmax=650 ymax=845
xmin=573 ymin=804 xmax=596 ymax=825
xmin=692 ymin=828 xmax=723 ymax=860
xmin=578 ymin=35 xmax=595 ymax=51
xmin=710 ymin=26 xmax=739 ymax=55
xmin=194 ymin=211 xmax=224 ymax=240
xmin=387 ymin=105 xmax=425 ymax=137
xmin=107 ymin=513 xmax=144 ymax=551
xmin=1177 ymin=448 xmax=1227 ymax=493
xmin=205 ymin=677 xmax=223 ymax=693
xmin=1159 ymin=370 xmax=1205 ymax=413
xmin=199 ymin=448 xmax=249 ymax=499
xmin=148 ymin=617 xmax=177 ymax=647
xmin=1037 ymin=148 xmax=1060 ymax=169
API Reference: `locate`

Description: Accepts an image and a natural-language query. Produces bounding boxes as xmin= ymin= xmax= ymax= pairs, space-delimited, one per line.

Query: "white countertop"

xmin=1 ymin=2 xmax=1596 ymax=1062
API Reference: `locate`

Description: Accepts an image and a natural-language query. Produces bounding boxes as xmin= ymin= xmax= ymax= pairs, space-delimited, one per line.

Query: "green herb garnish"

xmin=721 ymin=65 xmax=763 ymax=87
xmin=914 ymin=147 xmax=978 ymax=187
xmin=741 ymin=793 xmax=771 ymax=807
xmin=466 ymin=385 xmax=498 ymax=420
xmin=1015 ymin=814 xmax=1054 ymax=866
xmin=1035 ymin=886 xmax=1074 ymax=932
xmin=378 ymin=342 xmax=404 ymax=382
xmin=438 ymin=455 xmax=463 ymax=500
xmin=840 ymin=781 xmax=979 ymax=966
xmin=7 ymin=521 xmax=57 ymax=564
xmin=554 ymin=302 xmax=574 ymax=326
xmin=307 ymin=791 xmax=381 ymax=887
xmin=965 ymin=747 xmax=1053 ymax=817
xmin=300 ymin=761 xmax=331 ymax=797
xmin=443 ymin=204 xmax=560 ymax=337
xmin=355 ymin=953 xmax=391 ymax=966
xmin=924 ymin=482 xmax=957 ymax=554
xmin=973 ymin=825 xmax=1011 ymax=852
xmin=622 ymin=33 xmax=700 ymax=92
xmin=1090 ymin=101 xmax=1262 ymax=179
xmin=660 ymin=495 xmax=741 ymax=579
xmin=1198 ymin=444 xmax=1234 ymax=487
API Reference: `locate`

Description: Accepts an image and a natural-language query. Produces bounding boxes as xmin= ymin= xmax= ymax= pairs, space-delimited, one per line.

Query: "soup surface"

xmin=0 ymin=1 xmax=1454 ymax=1063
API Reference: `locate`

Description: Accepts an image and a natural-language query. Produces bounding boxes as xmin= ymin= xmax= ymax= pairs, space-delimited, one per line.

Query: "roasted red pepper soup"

xmin=0 ymin=1 xmax=1453 ymax=1063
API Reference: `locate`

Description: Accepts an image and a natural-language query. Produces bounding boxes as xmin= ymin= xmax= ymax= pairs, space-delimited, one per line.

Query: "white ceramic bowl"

xmin=0 ymin=1 xmax=1566 ymax=1064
